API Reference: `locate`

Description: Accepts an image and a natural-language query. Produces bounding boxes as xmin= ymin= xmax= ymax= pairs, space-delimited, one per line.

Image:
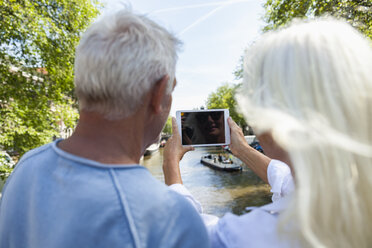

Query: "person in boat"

xmin=0 ymin=9 xmax=209 ymax=248
xmin=163 ymin=18 xmax=372 ymax=247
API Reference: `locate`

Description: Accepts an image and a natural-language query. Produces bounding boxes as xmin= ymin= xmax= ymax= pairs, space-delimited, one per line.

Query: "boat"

xmin=244 ymin=135 xmax=264 ymax=153
xmin=244 ymin=135 xmax=256 ymax=145
xmin=144 ymin=143 xmax=160 ymax=156
xmin=200 ymin=154 xmax=242 ymax=172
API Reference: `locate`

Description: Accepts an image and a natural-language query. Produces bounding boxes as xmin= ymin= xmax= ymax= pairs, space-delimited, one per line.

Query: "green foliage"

xmin=233 ymin=55 xmax=244 ymax=80
xmin=0 ymin=151 xmax=15 ymax=190
xmin=206 ymin=83 xmax=247 ymax=128
xmin=0 ymin=165 xmax=12 ymax=182
xmin=263 ymin=0 xmax=372 ymax=39
xmin=162 ymin=116 xmax=173 ymax=135
xmin=0 ymin=0 xmax=100 ymax=156
xmin=0 ymin=151 xmax=14 ymax=176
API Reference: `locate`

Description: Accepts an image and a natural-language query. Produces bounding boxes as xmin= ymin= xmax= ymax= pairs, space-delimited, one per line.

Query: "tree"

xmin=0 ymin=0 xmax=100 ymax=156
xmin=263 ymin=0 xmax=372 ymax=39
xmin=162 ymin=116 xmax=173 ymax=135
xmin=206 ymin=83 xmax=248 ymax=130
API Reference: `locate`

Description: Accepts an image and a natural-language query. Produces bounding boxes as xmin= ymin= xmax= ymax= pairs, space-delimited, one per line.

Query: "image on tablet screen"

xmin=180 ymin=110 xmax=225 ymax=145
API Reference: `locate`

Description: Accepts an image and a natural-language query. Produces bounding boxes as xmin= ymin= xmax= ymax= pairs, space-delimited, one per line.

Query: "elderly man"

xmin=0 ymin=10 xmax=209 ymax=248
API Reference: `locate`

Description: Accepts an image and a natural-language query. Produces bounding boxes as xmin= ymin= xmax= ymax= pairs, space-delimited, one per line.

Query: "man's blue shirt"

xmin=0 ymin=140 xmax=209 ymax=248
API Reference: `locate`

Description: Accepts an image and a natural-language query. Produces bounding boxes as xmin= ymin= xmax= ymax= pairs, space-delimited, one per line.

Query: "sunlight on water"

xmin=141 ymin=147 xmax=272 ymax=217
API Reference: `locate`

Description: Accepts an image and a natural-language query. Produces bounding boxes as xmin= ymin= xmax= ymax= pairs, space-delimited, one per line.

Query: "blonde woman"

xmin=163 ymin=18 xmax=372 ymax=247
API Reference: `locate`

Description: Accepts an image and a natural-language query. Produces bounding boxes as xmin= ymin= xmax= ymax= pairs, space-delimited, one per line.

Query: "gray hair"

xmin=237 ymin=18 xmax=372 ymax=247
xmin=74 ymin=10 xmax=181 ymax=119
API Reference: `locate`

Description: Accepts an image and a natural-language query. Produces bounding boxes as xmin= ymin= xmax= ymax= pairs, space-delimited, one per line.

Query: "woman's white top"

xmin=169 ymin=159 xmax=294 ymax=248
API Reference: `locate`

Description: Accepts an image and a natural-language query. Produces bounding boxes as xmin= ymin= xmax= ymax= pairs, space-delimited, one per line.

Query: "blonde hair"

xmin=237 ymin=18 xmax=372 ymax=247
xmin=74 ymin=9 xmax=181 ymax=119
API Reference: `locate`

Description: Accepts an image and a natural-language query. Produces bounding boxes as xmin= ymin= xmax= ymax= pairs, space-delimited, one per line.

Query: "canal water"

xmin=140 ymin=147 xmax=272 ymax=217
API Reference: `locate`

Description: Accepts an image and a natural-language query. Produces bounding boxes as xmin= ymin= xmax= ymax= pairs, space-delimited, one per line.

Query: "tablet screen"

xmin=179 ymin=110 xmax=226 ymax=145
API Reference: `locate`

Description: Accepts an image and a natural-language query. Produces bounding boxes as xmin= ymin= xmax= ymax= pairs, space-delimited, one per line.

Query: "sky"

xmin=102 ymin=0 xmax=266 ymax=116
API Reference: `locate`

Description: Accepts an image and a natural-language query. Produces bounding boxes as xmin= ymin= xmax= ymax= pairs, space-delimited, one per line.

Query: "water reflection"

xmin=141 ymin=147 xmax=272 ymax=217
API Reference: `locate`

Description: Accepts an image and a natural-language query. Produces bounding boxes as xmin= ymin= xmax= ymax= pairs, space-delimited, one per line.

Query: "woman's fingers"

xmin=171 ymin=117 xmax=180 ymax=139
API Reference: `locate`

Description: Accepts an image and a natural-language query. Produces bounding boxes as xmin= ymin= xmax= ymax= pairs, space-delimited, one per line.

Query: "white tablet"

xmin=176 ymin=109 xmax=230 ymax=147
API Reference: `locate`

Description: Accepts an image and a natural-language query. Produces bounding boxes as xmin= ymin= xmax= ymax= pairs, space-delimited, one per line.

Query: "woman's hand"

xmin=227 ymin=117 xmax=271 ymax=183
xmin=227 ymin=117 xmax=250 ymax=157
xmin=163 ymin=117 xmax=194 ymax=185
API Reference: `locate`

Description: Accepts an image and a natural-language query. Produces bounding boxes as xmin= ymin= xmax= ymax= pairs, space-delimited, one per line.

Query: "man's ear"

xmin=150 ymin=75 xmax=169 ymax=114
